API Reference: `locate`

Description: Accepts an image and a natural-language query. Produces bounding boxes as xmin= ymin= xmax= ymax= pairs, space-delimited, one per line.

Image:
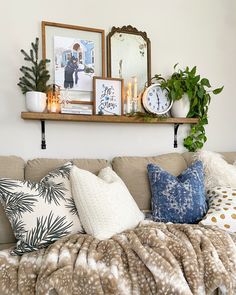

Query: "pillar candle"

xmin=133 ymin=77 xmax=137 ymax=98
xmin=126 ymin=89 xmax=131 ymax=113
xmin=128 ymin=82 xmax=132 ymax=99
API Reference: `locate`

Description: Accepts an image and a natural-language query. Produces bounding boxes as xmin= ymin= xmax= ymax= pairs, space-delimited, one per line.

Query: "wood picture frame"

xmin=107 ymin=25 xmax=151 ymax=93
xmin=42 ymin=21 xmax=105 ymax=104
xmin=93 ymin=77 xmax=124 ymax=115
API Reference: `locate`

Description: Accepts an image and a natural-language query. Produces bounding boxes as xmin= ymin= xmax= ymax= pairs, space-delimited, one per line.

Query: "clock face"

xmin=142 ymin=84 xmax=172 ymax=115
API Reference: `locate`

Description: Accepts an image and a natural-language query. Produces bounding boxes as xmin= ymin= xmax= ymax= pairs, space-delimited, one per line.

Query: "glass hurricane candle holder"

xmin=47 ymin=84 xmax=61 ymax=113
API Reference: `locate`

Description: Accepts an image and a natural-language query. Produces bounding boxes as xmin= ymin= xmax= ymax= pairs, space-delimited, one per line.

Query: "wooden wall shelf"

xmin=21 ymin=112 xmax=199 ymax=149
xmin=21 ymin=112 xmax=198 ymax=124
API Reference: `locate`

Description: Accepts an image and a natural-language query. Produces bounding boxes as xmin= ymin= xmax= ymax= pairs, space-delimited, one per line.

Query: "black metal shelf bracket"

xmin=174 ymin=123 xmax=182 ymax=148
xmin=39 ymin=120 xmax=185 ymax=150
xmin=41 ymin=120 xmax=46 ymax=150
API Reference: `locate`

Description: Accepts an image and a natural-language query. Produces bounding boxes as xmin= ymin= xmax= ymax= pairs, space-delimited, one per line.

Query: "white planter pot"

xmin=171 ymin=94 xmax=190 ymax=117
xmin=25 ymin=91 xmax=47 ymax=112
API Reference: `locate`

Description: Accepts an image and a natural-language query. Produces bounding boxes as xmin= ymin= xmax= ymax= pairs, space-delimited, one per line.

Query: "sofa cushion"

xmin=0 ymin=162 xmax=83 ymax=255
xmin=148 ymin=161 xmax=207 ymax=223
xmin=0 ymin=156 xmax=25 ymax=179
xmin=182 ymin=152 xmax=236 ymax=167
xmin=25 ymin=158 xmax=109 ymax=182
xmin=220 ymin=152 xmax=236 ymax=164
xmin=112 ymin=153 xmax=188 ymax=210
xmin=0 ymin=243 xmax=15 ymax=251
xmin=201 ymin=186 xmax=236 ymax=232
xmin=195 ymin=151 xmax=236 ymax=190
xmin=71 ymin=166 xmax=144 ymax=240
xmin=0 ymin=156 xmax=25 ymax=245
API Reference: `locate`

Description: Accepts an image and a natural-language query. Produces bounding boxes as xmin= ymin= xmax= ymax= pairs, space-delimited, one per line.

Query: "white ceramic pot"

xmin=25 ymin=91 xmax=47 ymax=112
xmin=171 ymin=93 xmax=190 ymax=117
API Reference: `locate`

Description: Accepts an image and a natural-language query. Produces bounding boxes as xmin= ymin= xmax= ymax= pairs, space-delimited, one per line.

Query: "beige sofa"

xmin=1 ymin=151 xmax=236 ymax=251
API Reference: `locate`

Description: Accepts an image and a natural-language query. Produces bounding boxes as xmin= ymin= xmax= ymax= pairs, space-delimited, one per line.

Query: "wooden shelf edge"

xmin=21 ymin=112 xmax=199 ymax=124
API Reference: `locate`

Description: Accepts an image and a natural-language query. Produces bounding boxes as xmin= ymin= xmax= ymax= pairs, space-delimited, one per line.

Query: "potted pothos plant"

xmin=157 ymin=64 xmax=224 ymax=152
xmin=18 ymin=38 xmax=50 ymax=112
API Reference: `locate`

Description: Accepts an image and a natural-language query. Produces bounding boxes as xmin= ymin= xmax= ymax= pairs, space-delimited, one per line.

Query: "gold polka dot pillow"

xmin=201 ymin=187 xmax=236 ymax=232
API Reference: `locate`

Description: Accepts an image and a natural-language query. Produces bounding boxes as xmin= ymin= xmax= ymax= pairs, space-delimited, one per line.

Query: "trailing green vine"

xmin=158 ymin=64 xmax=223 ymax=152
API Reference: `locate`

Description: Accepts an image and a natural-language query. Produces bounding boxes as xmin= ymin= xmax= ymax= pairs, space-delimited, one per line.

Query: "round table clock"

xmin=142 ymin=84 xmax=173 ymax=115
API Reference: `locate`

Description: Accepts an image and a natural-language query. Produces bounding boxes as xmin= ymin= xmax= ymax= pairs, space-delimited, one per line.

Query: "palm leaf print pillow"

xmin=0 ymin=162 xmax=83 ymax=255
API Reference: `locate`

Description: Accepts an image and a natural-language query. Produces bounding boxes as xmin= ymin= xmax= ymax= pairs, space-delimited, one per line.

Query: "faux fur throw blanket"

xmin=1 ymin=221 xmax=236 ymax=295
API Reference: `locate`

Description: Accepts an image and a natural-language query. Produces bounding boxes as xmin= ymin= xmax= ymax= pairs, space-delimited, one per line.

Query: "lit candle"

xmin=50 ymin=102 xmax=57 ymax=113
xmin=126 ymin=89 xmax=131 ymax=113
xmin=128 ymin=82 xmax=132 ymax=99
xmin=133 ymin=77 xmax=137 ymax=98
xmin=47 ymin=99 xmax=51 ymax=112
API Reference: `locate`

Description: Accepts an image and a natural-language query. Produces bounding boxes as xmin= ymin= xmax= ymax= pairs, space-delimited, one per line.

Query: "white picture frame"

xmin=93 ymin=77 xmax=124 ymax=115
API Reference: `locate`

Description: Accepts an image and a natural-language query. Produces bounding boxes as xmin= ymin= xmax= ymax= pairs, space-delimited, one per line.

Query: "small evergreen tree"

xmin=18 ymin=38 xmax=50 ymax=94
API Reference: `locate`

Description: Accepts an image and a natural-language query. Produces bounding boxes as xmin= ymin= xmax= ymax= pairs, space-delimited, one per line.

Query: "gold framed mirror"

xmin=107 ymin=25 xmax=151 ymax=94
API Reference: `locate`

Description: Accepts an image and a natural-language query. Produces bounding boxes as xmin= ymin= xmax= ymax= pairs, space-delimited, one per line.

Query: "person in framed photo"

xmin=74 ymin=58 xmax=79 ymax=85
xmin=64 ymin=56 xmax=79 ymax=89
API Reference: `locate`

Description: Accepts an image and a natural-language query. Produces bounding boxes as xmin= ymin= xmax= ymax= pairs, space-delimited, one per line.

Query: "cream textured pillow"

xmin=195 ymin=150 xmax=236 ymax=190
xmin=70 ymin=166 xmax=144 ymax=240
xmin=201 ymin=187 xmax=236 ymax=232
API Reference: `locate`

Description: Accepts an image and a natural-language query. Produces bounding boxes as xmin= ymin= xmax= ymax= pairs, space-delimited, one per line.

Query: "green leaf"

xmin=196 ymin=141 xmax=204 ymax=149
xmin=212 ymin=86 xmax=224 ymax=95
xmin=184 ymin=137 xmax=193 ymax=146
xmin=190 ymin=66 xmax=197 ymax=76
xmin=170 ymin=90 xmax=177 ymax=100
xmin=187 ymin=90 xmax=193 ymax=99
xmin=201 ymin=117 xmax=208 ymax=125
xmin=174 ymin=63 xmax=179 ymax=70
xmin=192 ymin=97 xmax=198 ymax=107
xmin=197 ymin=87 xmax=204 ymax=99
xmin=191 ymin=126 xmax=196 ymax=134
xmin=193 ymin=75 xmax=200 ymax=83
xmin=173 ymin=80 xmax=181 ymax=91
xmin=197 ymin=125 xmax=205 ymax=133
xmin=201 ymin=78 xmax=211 ymax=88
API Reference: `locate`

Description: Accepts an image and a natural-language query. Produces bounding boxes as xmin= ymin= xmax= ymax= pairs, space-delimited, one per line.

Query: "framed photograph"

xmin=42 ymin=21 xmax=105 ymax=102
xmin=93 ymin=77 xmax=124 ymax=115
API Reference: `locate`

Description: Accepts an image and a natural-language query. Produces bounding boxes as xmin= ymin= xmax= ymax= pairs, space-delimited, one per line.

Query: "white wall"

xmin=0 ymin=0 xmax=235 ymax=160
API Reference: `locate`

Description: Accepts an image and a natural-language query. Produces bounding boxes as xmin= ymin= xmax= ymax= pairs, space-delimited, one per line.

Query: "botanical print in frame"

xmin=93 ymin=77 xmax=124 ymax=115
xmin=42 ymin=21 xmax=105 ymax=102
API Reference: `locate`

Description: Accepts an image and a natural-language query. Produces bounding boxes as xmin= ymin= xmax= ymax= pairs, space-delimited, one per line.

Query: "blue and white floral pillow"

xmin=147 ymin=160 xmax=208 ymax=224
xmin=0 ymin=162 xmax=83 ymax=255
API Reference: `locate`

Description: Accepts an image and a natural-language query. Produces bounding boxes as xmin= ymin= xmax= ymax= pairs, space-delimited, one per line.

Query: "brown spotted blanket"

xmin=0 ymin=221 xmax=236 ymax=295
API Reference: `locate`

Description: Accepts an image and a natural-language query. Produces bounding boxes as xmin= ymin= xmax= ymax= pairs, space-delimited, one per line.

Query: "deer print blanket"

xmin=0 ymin=221 xmax=236 ymax=295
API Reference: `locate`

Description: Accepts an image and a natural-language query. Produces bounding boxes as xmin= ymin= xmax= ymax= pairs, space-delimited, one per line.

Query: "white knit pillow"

xmin=195 ymin=151 xmax=236 ymax=190
xmin=70 ymin=166 xmax=144 ymax=240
